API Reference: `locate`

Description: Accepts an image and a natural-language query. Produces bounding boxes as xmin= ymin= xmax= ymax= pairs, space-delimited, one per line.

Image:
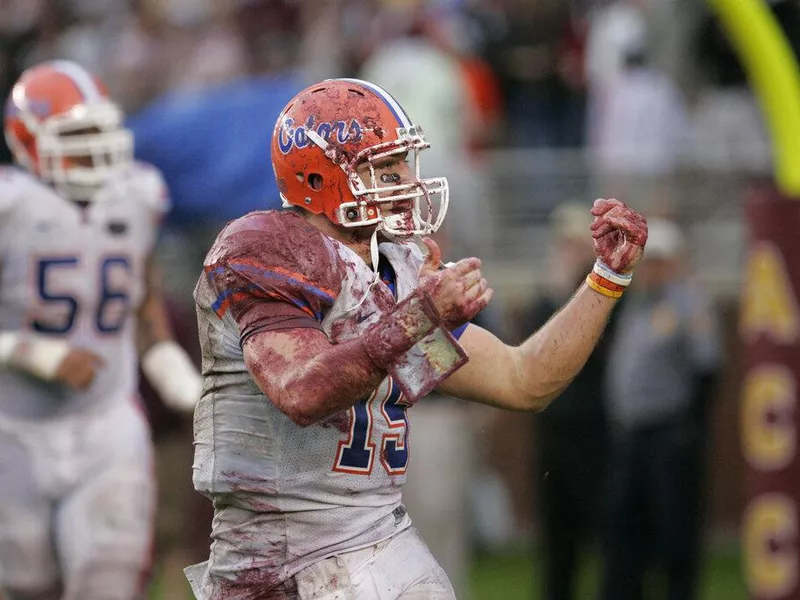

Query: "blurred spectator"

xmin=588 ymin=17 xmax=690 ymax=217
xmin=0 ymin=0 xmax=47 ymax=163
xmin=600 ymin=218 xmax=723 ymax=600
xmin=358 ymin=4 xmax=489 ymax=259
xmin=234 ymin=0 xmax=302 ymax=77
xmin=591 ymin=29 xmax=689 ymax=179
xmin=585 ymin=0 xmax=647 ymax=93
xmin=459 ymin=43 xmax=504 ymax=154
xmin=162 ymin=9 xmax=248 ymax=93
xmin=110 ymin=6 xmax=170 ymax=113
xmin=359 ymin=9 xmax=470 ymax=162
xmin=296 ymin=0 xmax=353 ymax=83
xmin=690 ymin=5 xmax=775 ymax=174
xmin=480 ymin=0 xmax=583 ymax=147
xmin=551 ymin=10 xmax=589 ymax=148
xmin=523 ymin=202 xmax=614 ymax=600
xmin=585 ymin=0 xmax=648 ymax=150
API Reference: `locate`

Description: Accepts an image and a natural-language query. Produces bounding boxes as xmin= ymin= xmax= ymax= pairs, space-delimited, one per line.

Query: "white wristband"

xmin=593 ymin=260 xmax=633 ymax=287
xmin=0 ymin=331 xmax=70 ymax=381
xmin=141 ymin=340 xmax=202 ymax=413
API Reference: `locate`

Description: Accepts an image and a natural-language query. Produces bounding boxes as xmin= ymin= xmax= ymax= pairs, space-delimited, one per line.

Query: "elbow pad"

xmin=362 ymin=290 xmax=468 ymax=402
xmin=141 ymin=340 xmax=202 ymax=413
xmin=0 ymin=332 xmax=70 ymax=381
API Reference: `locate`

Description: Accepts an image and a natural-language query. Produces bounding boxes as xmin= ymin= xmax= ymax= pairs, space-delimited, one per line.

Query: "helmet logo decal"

xmin=278 ymin=116 xmax=363 ymax=155
xmin=26 ymin=99 xmax=52 ymax=119
xmin=5 ymin=96 xmax=50 ymax=120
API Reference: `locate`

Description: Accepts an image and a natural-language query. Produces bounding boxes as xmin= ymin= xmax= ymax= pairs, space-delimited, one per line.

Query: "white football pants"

xmin=0 ymin=398 xmax=156 ymax=600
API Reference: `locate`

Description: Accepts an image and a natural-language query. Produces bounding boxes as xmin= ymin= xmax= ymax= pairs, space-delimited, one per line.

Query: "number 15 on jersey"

xmin=333 ymin=378 xmax=410 ymax=476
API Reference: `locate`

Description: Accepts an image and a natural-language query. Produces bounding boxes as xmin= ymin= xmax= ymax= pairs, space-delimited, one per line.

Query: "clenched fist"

xmin=418 ymin=238 xmax=493 ymax=330
xmin=590 ymin=198 xmax=648 ymax=274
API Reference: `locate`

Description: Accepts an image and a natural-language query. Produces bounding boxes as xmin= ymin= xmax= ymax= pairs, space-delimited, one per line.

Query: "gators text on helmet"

xmin=271 ymin=78 xmax=449 ymax=238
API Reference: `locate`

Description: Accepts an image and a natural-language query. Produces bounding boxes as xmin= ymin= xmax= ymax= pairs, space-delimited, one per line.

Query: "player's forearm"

xmin=0 ymin=330 xmax=70 ymax=380
xmin=135 ymin=264 xmax=174 ymax=355
xmin=515 ymin=284 xmax=616 ymax=410
xmin=136 ymin=268 xmax=202 ymax=413
xmin=248 ymin=289 xmax=443 ymax=426
xmin=249 ymin=330 xmax=388 ymax=427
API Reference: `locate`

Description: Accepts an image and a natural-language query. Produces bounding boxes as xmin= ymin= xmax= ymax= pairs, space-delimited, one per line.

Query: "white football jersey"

xmin=0 ymin=163 xmax=169 ymax=421
xmin=192 ymin=210 xmax=432 ymax=592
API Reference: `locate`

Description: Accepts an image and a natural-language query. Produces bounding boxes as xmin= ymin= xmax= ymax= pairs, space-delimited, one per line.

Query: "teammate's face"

xmin=60 ymin=126 xmax=102 ymax=168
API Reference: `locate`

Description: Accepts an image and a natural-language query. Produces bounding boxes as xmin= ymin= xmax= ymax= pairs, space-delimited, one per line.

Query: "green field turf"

xmin=468 ymin=548 xmax=746 ymax=600
xmin=149 ymin=547 xmax=746 ymax=600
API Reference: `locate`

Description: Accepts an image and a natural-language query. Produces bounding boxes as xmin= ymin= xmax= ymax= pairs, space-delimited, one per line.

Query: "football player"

xmin=187 ymin=78 xmax=648 ymax=599
xmin=0 ymin=61 xmax=202 ymax=600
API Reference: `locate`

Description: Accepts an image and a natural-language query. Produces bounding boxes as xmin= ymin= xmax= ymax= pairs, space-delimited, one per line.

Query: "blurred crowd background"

xmin=4 ymin=0 xmax=799 ymax=598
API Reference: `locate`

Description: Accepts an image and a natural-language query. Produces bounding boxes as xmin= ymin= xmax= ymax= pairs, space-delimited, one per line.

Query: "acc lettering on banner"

xmin=742 ymin=364 xmax=797 ymax=472
xmin=743 ymin=493 xmax=799 ymax=598
xmin=740 ymin=242 xmax=800 ymax=344
xmin=278 ymin=116 xmax=363 ymax=154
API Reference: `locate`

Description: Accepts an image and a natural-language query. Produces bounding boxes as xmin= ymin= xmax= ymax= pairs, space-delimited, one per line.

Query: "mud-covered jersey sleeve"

xmin=203 ymin=211 xmax=345 ymax=343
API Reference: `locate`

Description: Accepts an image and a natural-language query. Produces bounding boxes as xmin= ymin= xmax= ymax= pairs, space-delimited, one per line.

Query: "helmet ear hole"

xmin=308 ymin=173 xmax=323 ymax=191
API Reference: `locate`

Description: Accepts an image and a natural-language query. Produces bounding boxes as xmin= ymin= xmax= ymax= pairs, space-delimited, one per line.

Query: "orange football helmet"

xmin=271 ymin=78 xmax=448 ymax=237
xmin=3 ymin=60 xmax=132 ymax=200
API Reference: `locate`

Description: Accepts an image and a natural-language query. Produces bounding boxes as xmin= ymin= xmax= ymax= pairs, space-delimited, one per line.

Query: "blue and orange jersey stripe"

xmin=206 ymin=258 xmax=338 ymax=319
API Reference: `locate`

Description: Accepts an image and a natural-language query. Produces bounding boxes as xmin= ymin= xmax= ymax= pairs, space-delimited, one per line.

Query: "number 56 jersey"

xmin=0 ymin=164 xmax=169 ymax=422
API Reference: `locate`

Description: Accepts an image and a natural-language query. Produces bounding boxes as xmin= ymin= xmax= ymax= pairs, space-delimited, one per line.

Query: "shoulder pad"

xmin=111 ymin=161 xmax=171 ymax=217
xmin=0 ymin=166 xmax=38 ymax=215
xmin=205 ymin=210 xmax=345 ymax=303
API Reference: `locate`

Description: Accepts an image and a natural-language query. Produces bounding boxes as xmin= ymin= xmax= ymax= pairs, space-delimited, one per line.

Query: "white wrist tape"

xmin=593 ymin=260 xmax=633 ymax=287
xmin=0 ymin=332 xmax=70 ymax=381
xmin=141 ymin=340 xmax=202 ymax=413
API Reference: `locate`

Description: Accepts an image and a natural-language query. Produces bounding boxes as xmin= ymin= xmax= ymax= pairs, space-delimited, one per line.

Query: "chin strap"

xmin=339 ymin=227 xmax=382 ymax=317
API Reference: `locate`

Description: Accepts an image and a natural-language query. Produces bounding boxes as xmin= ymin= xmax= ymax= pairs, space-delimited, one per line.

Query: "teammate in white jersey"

xmin=187 ymin=78 xmax=650 ymax=599
xmin=0 ymin=60 xmax=202 ymax=600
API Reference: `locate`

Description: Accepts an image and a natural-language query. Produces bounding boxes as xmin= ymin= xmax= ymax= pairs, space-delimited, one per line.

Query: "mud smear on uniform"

xmin=218 ymin=470 xmax=274 ymax=491
xmin=216 ymin=556 xmax=295 ymax=599
xmin=319 ymin=410 xmax=352 ymax=433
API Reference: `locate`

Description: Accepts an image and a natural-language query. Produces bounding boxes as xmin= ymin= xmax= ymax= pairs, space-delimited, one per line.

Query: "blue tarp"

xmin=128 ymin=73 xmax=302 ymax=227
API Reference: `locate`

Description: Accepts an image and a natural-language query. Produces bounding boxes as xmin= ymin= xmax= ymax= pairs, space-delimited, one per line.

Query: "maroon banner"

xmin=741 ymin=181 xmax=800 ymax=600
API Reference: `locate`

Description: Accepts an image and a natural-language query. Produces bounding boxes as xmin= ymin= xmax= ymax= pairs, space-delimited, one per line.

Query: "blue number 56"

xmin=32 ymin=255 xmax=132 ymax=335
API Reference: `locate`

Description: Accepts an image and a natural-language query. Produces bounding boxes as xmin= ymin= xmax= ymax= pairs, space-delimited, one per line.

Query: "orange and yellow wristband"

xmin=585 ymin=260 xmax=633 ymax=299
xmin=586 ymin=272 xmax=625 ymax=298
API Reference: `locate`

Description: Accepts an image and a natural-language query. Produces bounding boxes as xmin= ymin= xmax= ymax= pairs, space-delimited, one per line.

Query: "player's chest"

xmin=325 ymin=248 xmax=419 ymax=342
xmin=4 ymin=202 xmax=148 ymax=333
xmin=15 ymin=195 xmax=145 ymax=255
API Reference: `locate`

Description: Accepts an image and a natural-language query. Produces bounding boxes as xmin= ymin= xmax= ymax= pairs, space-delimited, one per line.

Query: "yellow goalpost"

xmin=707 ymin=1 xmax=800 ymax=599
